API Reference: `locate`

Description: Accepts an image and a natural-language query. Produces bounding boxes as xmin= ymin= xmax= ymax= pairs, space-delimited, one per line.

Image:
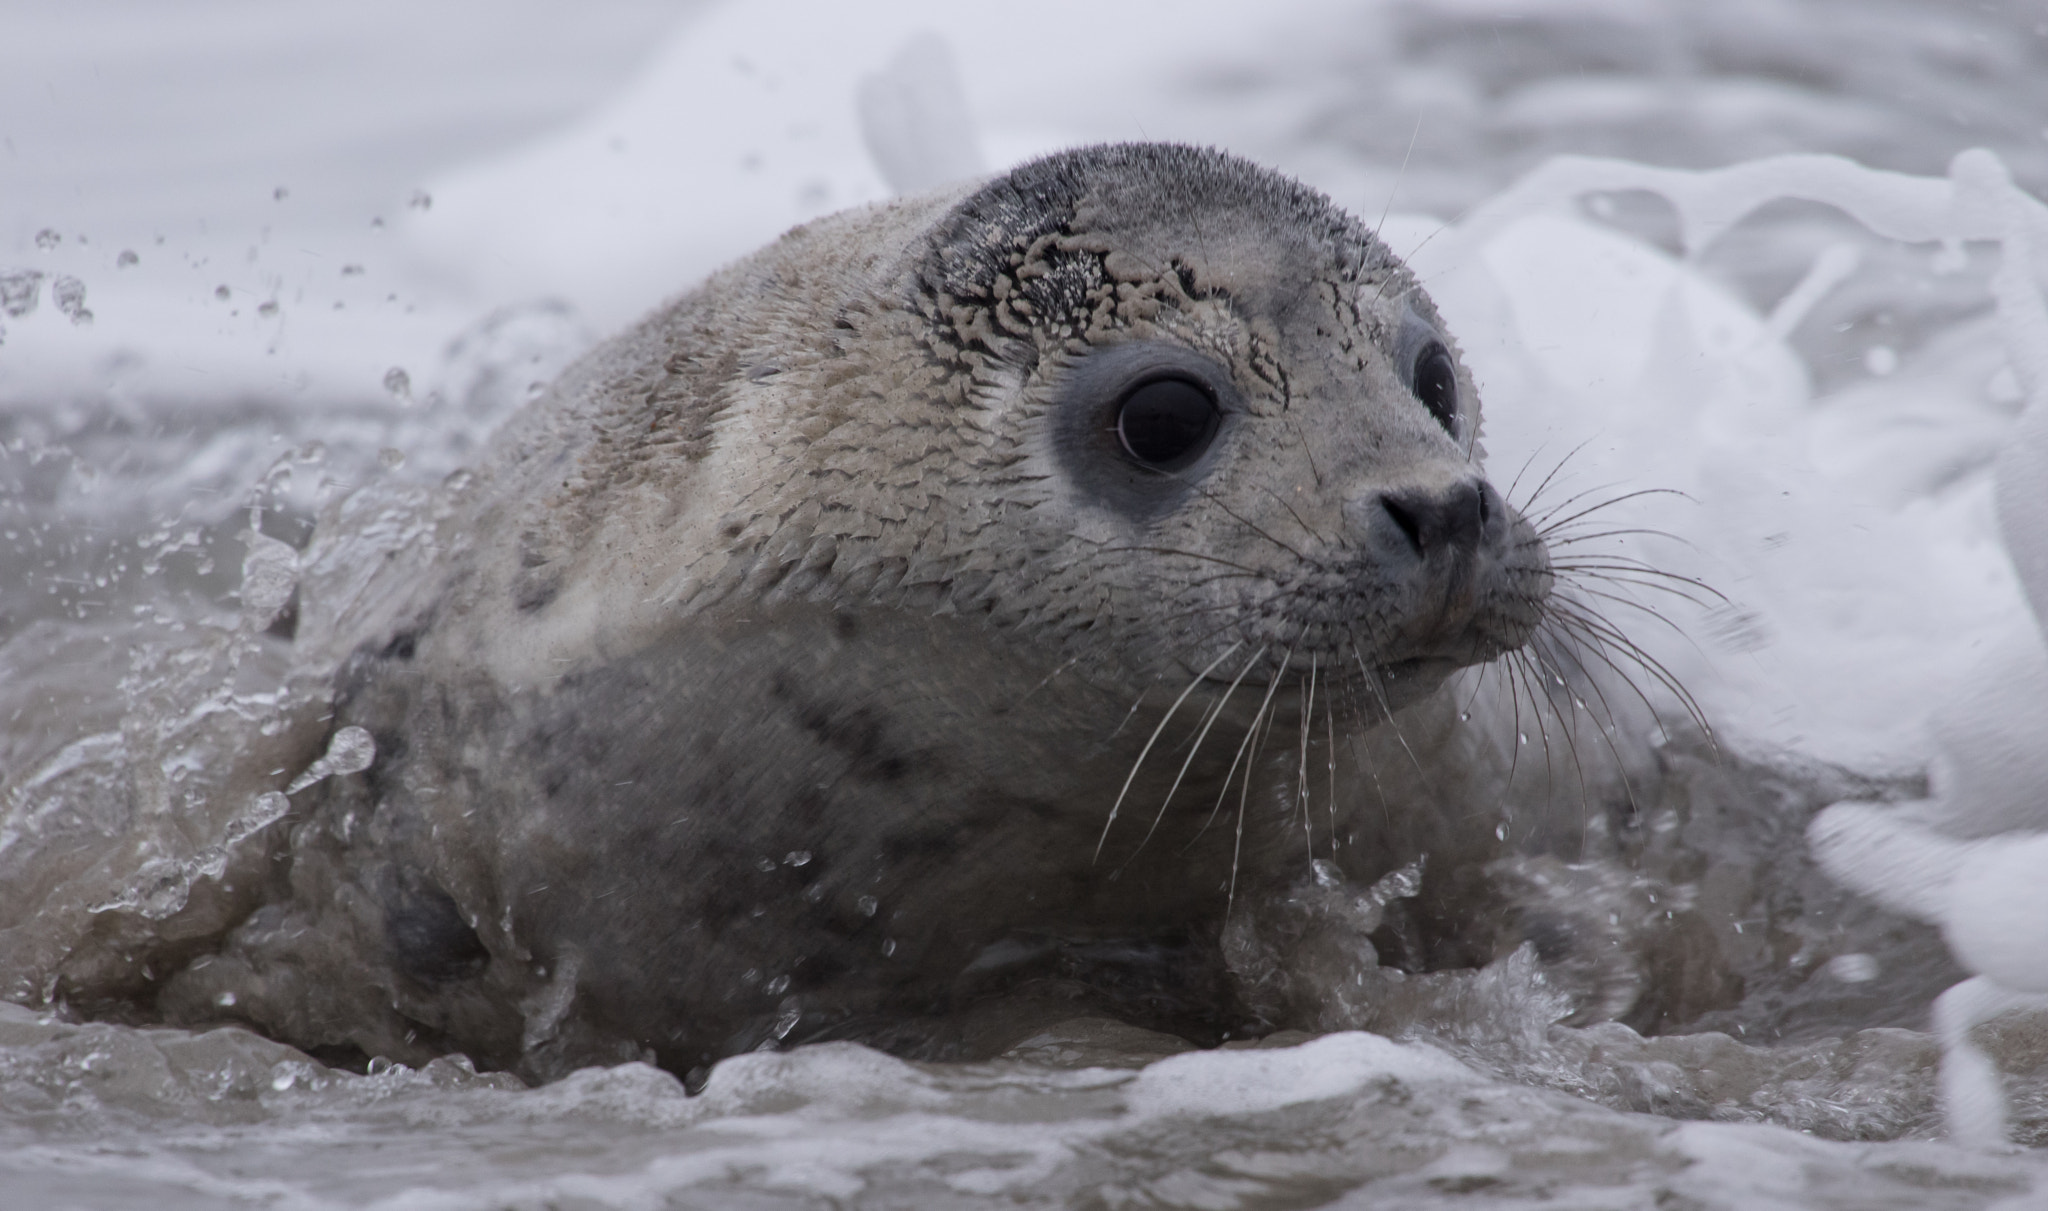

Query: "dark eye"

xmin=1115 ymin=376 xmax=1220 ymax=472
xmin=1410 ymin=341 xmax=1459 ymax=435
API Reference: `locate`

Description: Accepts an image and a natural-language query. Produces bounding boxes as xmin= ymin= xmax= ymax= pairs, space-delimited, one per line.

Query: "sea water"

xmin=7 ymin=1 xmax=2048 ymax=1205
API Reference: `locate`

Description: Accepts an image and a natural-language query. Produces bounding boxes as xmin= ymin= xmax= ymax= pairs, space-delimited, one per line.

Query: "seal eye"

xmin=1410 ymin=341 xmax=1459 ymax=435
xmin=1115 ymin=376 xmax=1220 ymax=472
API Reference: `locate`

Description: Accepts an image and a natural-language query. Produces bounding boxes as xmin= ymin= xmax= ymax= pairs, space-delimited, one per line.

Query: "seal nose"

xmin=1375 ymin=479 xmax=1492 ymax=560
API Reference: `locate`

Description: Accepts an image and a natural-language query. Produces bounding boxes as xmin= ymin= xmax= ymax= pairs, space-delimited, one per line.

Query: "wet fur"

xmin=158 ymin=145 xmax=1561 ymax=1079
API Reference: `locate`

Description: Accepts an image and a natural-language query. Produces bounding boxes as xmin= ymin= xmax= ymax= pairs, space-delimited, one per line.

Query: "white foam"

xmin=1125 ymin=1031 xmax=1474 ymax=1118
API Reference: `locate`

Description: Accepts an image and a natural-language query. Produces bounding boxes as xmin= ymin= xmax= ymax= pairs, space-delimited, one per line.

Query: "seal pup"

xmin=161 ymin=144 xmax=1552 ymax=1080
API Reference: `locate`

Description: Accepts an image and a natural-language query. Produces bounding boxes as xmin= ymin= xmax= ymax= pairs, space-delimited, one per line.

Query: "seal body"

xmin=164 ymin=145 xmax=1551 ymax=1079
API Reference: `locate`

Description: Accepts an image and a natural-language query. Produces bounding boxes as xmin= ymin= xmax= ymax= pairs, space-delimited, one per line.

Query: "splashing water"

xmin=9 ymin=0 xmax=2048 ymax=1205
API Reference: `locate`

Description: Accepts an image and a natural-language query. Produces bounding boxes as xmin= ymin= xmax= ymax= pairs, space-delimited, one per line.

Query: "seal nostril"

xmin=1380 ymin=494 xmax=1424 ymax=556
xmin=1379 ymin=480 xmax=1486 ymax=559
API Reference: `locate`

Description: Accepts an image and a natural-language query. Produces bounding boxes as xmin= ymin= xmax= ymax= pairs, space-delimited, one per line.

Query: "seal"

xmin=159 ymin=144 xmax=1552 ymax=1080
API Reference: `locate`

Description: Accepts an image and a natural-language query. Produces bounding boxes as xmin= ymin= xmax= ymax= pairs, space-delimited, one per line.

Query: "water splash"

xmin=283 ymin=726 xmax=375 ymax=795
xmin=0 ymin=270 xmax=42 ymax=317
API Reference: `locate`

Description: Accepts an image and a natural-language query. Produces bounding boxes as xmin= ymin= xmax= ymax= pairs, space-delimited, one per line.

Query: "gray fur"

xmin=159 ymin=144 xmax=1551 ymax=1080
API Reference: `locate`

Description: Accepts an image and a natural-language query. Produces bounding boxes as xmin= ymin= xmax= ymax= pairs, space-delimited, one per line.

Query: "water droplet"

xmin=1517 ymin=732 xmax=1528 ymax=745
xmin=771 ymin=1002 xmax=801 ymax=1039
xmin=34 ymin=229 xmax=58 ymax=249
xmin=225 ymin=792 xmax=292 ymax=845
xmin=1458 ymin=711 xmax=1471 ymax=722
xmin=378 ymin=447 xmax=406 ymax=470
xmin=382 ymin=366 xmax=412 ymax=400
xmin=326 ymin=728 xmax=376 ymax=775
xmin=1 ymin=269 xmax=43 ymax=317
xmin=763 ymin=974 xmax=790 ymax=996
xmin=784 ymin=850 xmax=812 ymax=866
xmin=1495 ymin=821 xmax=1508 ymax=840
xmin=756 ymin=857 xmax=777 ymax=873
xmin=115 ymin=249 xmax=138 ymax=268
xmin=239 ymin=530 xmax=298 ymax=622
xmin=214 ymin=284 xmax=231 ymax=301
xmin=215 ymin=990 xmax=238 ymax=1008
xmin=285 ymin=726 xmax=376 ymax=793
xmin=881 ymin=938 xmax=897 ymax=956
xmin=857 ymin=894 xmax=879 ymax=917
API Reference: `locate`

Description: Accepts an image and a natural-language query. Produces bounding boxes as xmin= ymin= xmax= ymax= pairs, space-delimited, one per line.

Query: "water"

xmin=7 ymin=0 xmax=2048 ymax=1205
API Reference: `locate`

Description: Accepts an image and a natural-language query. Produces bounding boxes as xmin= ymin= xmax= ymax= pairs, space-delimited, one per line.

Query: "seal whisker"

xmin=1257 ymin=483 xmax=1331 ymax=548
xmin=1527 ymin=627 xmax=1646 ymax=821
xmin=1227 ymin=659 xmax=1290 ymax=918
xmin=1131 ymin=643 xmax=1267 ymax=859
xmin=1350 ymin=642 xmax=1434 ymax=793
xmin=1522 ymin=648 xmax=1570 ymax=812
xmin=1323 ymin=675 xmax=1340 ymax=856
xmin=1287 ymin=419 xmax=1326 ymax=490
xmin=1097 ymin=641 xmax=1246 ymax=861
xmin=1549 ymin=561 xmax=1725 ymax=606
xmin=1533 ymin=486 xmax=1695 ymax=537
xmin=1542 ymin=526 xmax=1690 ymax=549
xmin=1500 ymin=645 xmax=1532 ymax=790
xmin=1541 ymin=600 xmax=1712 ymax=743
xmin=1514 ymin=646 xmax=1584 ymax=826
xmin=1296 ymin=655 xmax=1318 ymax=865
xmin=1524 ymin=482 xmax=1635 ymax=532
xmin=1560 ymin=579 xmax=1711 ymax=632
xmin=1015 ymin=650 xmax=1090 ymax=707
xmin=1373 ymin=113 xmax=1424 ymax=242
xmin=1527 ymin=622 xmax=1627 ymax=740
xmin=1192 ymin=486 xmax=1311 ymax=562
xmin=1538 ymin=611 xmax=1680 ymax=744
xmin=1503 ymin=440 xmax=1571 ymax=511
xmin=1197 ymin=649 xmax=1291 ymax=841
xmin=1501 ymin=650 xmax=1556 ymax=812
xmin=1508 ymin=439 xmax=1598 ymax=518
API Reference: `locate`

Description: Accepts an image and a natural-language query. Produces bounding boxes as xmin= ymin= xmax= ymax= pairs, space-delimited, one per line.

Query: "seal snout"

xmin=1374 ymin=479 xmax=1495 ymax=562
xmin=1342 ymin=475 xmax=1536 ymax=663
xmin=1347 ymin=477 xmax=1502 ymax=571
